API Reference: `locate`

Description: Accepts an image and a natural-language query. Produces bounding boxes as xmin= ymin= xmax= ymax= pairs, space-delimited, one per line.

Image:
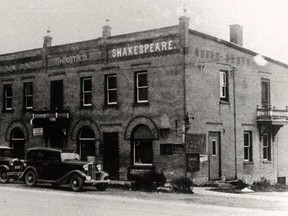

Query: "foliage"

xmin=130 ymin=171 xmax=166 ymax=191
xmin=251 ymin=177 xmax=288 ymax=192
xmin=230 ymin=179 xmax=249 ymax=189
xmin=171 ymin=176 xmax=193 ymax=194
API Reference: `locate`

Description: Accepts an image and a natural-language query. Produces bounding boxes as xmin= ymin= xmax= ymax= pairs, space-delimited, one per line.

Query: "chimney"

xmin=178 ymin=8 xmax=190 ymax=53
xmin=229 ymin=24 xmax=243 ymax=46
xmin=102 ymin=19 xmax=111 ymax=41
xmin=43 ymin=28 xmax=52 ymax=48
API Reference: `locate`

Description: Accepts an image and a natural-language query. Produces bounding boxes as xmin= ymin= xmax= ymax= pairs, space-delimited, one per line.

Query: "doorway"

xmin=78 ymin=127 xmax=96 ymax=161
xmin=10 ymin=128 xmax=25 ymax=159
xmin=103 ymin=132 xmax=119 ymax=179
xmin=208 ymin=132 xmax=221 ymax=180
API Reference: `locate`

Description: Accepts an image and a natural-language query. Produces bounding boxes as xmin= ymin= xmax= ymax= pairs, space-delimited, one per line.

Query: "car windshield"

xmin=61 ymin=152 xmax=80 ymax=161
xmin=0 ymin=149 xmax=13 ymax=157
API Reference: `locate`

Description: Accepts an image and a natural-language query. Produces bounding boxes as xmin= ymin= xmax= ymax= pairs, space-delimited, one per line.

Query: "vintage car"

xmin=0 ymin=146 xmax=26 ymax=183
xmin=19 ymin=148 xmax=109 ymax=192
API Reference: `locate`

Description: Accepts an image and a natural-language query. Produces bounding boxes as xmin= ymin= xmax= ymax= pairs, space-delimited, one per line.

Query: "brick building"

xmin=1 ymin=15 xmax=288 ymax=184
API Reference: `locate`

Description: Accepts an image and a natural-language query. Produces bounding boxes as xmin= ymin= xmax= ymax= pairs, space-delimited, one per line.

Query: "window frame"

xmin=23 ymin=82 xmax=33 ymax=110
xmin=244 ymin=131 xmax=253 ymax=162
xmin=81 ymin=77 xmax=92 ymax=107
xmin=261 ymin=78 xmax=270 ymax=108
xmin=105 ymin=74 xmax=117 ymax=105
xmin=3 ymin=84 xmax=13 ymax=111
xmin=135 ymin=71 xmax=148 ymax=104
xmin=212 ymin=139 xmax=217 ymax=156
xmin=133 ymin=140 xmax=153 ymax=166
xmin=263 ymin=133 xmax=271 ymax=161
xmin=220 ymin=70 xmax=229 ymax=102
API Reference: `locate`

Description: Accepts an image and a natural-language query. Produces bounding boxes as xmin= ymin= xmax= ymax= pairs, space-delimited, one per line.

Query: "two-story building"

xmin=1 ymin=15 xmax=288 ymax=184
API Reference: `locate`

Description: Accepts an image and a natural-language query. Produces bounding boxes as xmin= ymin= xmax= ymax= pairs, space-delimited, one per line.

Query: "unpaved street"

xmin=0 ymin=184 xmax=287 ymax=216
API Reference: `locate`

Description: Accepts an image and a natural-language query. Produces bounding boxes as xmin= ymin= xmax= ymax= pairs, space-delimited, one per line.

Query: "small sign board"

xmin=187 ymin=153 xmax=200 ymax=172
xmin=186 ymin=134 xmax=206 ymax=153
xmin=33 ymin=128 xmax=43 ymax=136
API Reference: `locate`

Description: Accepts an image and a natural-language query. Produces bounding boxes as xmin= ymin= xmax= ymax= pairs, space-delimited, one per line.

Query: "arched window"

xmin=10 ymin=128 xmax=25 ymax=159
xmin=132 ymin=125 xmax=153 ymax=166
xmin=78 ymin=127 xmax=96 ymax=161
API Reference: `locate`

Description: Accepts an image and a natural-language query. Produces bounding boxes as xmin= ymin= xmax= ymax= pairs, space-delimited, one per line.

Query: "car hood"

xmin=0 ymin=157 xmax=18 ymax=161
xmin=62 ymin=160 xmax=90 ymax=166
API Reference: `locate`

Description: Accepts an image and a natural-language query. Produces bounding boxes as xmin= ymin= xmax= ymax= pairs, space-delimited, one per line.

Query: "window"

xmin=105 ymin=75 xmax=117 ymax=105
xmin=212 ymin=140 xmax=217 ymax=156
xmin=81 ymin=77 xmax=92 ymax=107
xmin=51 ymin=80 xmax=63 ymax=110
xmin=135 ymin=71 xmax=148 ymax=103
xmin=134 ymin=141 xmax=153 ymax=165
xmin=261 ymin=79 xmax=270 ymax=108
xmin=220 ymin=71 xmax=229 ymax=102
xmin=263 ymin=133 xmax=271 ymax=161
xmin=3 ymin=84 xmax=12 ymax=111
xmin=24 ymin=82 xmax=33 ymax=110
xmin=244 ymin=131 xmax=253 ymax=162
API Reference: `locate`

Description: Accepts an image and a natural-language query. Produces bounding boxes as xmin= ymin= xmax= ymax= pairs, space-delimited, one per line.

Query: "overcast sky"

xmin=1 ymin=0 xmax=288 ymax=63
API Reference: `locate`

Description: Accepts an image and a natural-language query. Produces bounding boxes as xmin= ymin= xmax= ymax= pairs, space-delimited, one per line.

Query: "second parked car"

xmin=19 ymin=148 xmax=109 ymax=192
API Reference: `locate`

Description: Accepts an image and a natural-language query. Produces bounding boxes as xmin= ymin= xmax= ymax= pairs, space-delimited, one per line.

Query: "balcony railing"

xmin=257 ymin=106 xmax=288 ymax=121
xmin=32 ymin=108 xmax=70 ymax=120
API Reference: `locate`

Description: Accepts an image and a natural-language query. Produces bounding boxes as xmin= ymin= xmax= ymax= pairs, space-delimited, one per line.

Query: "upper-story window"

xmin=135 ymin=71 xmax=148 ymax=104
xmin=244 ymin=131 xmax=253 ymax=162
xmin=261 ymin=78 xmax=270 ymax=108
xmin=81 ymin=77 xmax=92 ymax=107
xmin=105 ymin=75 xmax=117 ymax=105
xmin=220 ymin=70 xmax=229 ymax=102
xmin=51 ymin=80 xmax=63 ymax=110
xmin=24 ymin=82 xmax=33 ymax=110
xmin=3 ymin=84 xmax=12 ymax=111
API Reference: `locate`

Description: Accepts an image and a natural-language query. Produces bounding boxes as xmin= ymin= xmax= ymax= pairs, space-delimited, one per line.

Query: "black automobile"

xmin=19 ymin=148 xmax=109 ymax=192
xmin=0 ymin=146 xmax=26 ymax=183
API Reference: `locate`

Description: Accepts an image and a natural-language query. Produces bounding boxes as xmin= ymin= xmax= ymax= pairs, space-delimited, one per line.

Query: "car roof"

xmin=27 ymin=147 xmax=62 ymax=153
xmin=0 ymin=146 xmax=12 ymax=150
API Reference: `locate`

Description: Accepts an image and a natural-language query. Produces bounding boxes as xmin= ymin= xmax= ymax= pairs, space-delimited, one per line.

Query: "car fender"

xmin=57 ymin=170 xmax=87 ymax=184
xmin=0 ymin=165 xmax=10 ymax=171
xmin=100 ymin=171 xmax=109 ymax=180
xmin=19 ymin=166 xmax=38 ymax=180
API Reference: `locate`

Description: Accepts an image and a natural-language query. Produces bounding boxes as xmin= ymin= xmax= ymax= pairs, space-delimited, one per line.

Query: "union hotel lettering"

xmin=4 ymin=63 xmax=30 ymax=72
xmin=59 ymin=53 xmax=90 ymax=65
xmin=110 ymin=39 xmax=178 ymax=58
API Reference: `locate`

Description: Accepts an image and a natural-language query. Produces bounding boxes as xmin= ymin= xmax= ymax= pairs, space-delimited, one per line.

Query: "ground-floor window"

xmin=10 ymin=128 xmax=25 ymax=159
xmin=244 ymin=131 xmax=253 ymax=162
xmin=263 ymin=133 xmax=271 ymax=161
xmin=78 ymin=127 xmax=96 ymax=161
xmin=132 ymin=125 xmax=153 ymax=166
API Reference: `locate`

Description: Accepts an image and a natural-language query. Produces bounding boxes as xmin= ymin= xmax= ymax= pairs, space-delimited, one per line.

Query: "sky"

xmin=1 ymin=0 xmax=288 ymax=63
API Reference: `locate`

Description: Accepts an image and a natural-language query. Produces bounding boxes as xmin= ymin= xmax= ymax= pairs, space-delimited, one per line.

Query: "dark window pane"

xmin=108 ymin=76 xmax=117 ymax=89
xmin=83 ymin=79 xmax=91 ymax=91
xmin=26 ymin=97 xmax=33 ymax=108
xmin=244 ymin=148 xmax=249 ymax=160
xmin=84 ymin=93 xmax=92 ymax=105
xmin=5 ymin=86 xmax=12 ymax=97
xmin=138 ymin=73 xmax=147 ymax=87
xmin=138 ymin=88 xmax=148 ymax=101
xmin=6 ymin=98 xmax=12 ymax=109
xmin=108 ymin=90 xmax=117 ymax=103
xmin=135 ymin=141 xmax=152 ymax=164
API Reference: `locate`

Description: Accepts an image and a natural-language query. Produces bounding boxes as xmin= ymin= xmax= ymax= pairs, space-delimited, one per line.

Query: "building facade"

xmin=1 ymin=16 xmax=288 ymax=184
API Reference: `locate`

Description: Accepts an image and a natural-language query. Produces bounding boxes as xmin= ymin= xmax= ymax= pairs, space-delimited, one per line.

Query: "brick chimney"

xmin=43 ymin=29 xmax=52 ymax=48
xmin=102 ymin=19 xmax=111 ymax=41
xmin=179 ymin=14 xmax=190 ymax=53
xmin=229 ymin=24 xmax=243 ymax=46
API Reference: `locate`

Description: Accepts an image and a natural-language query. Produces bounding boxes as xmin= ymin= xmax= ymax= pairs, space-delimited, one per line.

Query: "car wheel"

xmin=24 ymin=170 xmax=37 ymax=187
xmin=70 ymin=175 xmax=84 ymax=192
xmin=0 ymin=169 xmax=9 ymax=184
xmin=96 ymin=177 xmax=108 ymax=191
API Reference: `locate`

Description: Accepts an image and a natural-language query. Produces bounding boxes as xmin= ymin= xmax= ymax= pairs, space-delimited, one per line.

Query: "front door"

xmin=208 ymin=132 xmax=221 ymax=180
xmin=103 ymin=132 xmax=119 ymax=179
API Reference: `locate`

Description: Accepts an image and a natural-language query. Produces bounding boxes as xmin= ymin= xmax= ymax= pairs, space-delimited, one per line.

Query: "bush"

xmin=171 ymin=176 xmax=193 ymax=194
xmin=230 ymin=179 xmax=249 ymax=189
xmin=251 ymin=177 xmax=273 ymax=192
xmin=131 ymin=171 xmax=166 ymax=191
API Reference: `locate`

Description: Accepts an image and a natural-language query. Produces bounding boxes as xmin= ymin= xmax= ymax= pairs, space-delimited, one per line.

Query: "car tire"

xmin=24 ymin=170 xmax=37 ymax=187
xmin=96 ymin=177 xmax=108 ymax=191
xmin=70 ymin=175 xmax=84 ymax=192
xmin=0 ymin=168 xmax=9 ymax=184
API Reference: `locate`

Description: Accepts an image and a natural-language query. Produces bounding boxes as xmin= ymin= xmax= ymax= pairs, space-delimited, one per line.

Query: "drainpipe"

xmin=232 ymin=66 xmax=238 ymax=179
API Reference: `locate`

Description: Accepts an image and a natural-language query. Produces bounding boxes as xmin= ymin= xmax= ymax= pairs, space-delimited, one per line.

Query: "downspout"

xmin=232 ymin=66 xmax=238 ymax=179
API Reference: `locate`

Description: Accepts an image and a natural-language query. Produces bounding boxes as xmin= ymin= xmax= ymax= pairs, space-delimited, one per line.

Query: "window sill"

xmin=219 ymin=100 xmax=230 ymax=105
xmin=103 ymin=104 xmax=119 ymax=109
xmin=243 ymin=161 xmax=254 ymax=165
xmin=2 ymin=109 xmax=14 ymax=113
xmin=133 ymin=102 xmax=150 ymax=107
xmin=80 ymin=105 xmax=93 ymax=110
xmin=263 ymin=160 xmax=272 ymax=164
xmin=129 ymin=165 xmax=154 ymax=170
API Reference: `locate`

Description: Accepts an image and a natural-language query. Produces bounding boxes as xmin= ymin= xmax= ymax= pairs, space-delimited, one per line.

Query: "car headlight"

xmin=9 ymin=161 xmax=14 ymax=166
xmin=83 ymin=164 xmax=88 ymax=171
xmin=86 ymin=176 xmax=92 ymax=181
xmin=96 ymin=164 xmax=102 ymax=171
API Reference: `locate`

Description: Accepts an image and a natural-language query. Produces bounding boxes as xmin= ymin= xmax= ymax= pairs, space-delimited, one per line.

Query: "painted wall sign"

xmin=33 ymin=128 xmax=43 ymax=136
xmin=5 ymin=63 xmax=30 ymax=72
xmin=110 ymin=39 xmax=178 ymax=58
xmin=59 ymin=53 xmax=90 ymax=65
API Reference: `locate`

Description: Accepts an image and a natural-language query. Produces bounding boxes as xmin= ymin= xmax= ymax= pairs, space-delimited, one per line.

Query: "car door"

xmin=43 ymin=151 xmax=62 ymax=181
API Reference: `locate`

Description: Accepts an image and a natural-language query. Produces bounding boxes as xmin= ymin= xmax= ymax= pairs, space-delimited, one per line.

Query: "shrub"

xmin=171 ymin=176 xmax=193 ymax=194
xmin=251 ymin=177 xmax=273 ymax=192
xmin=230 ymin=179 xmax=249 ymax=189
xmin=131 ymin=171 xmax=166 ymax=191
